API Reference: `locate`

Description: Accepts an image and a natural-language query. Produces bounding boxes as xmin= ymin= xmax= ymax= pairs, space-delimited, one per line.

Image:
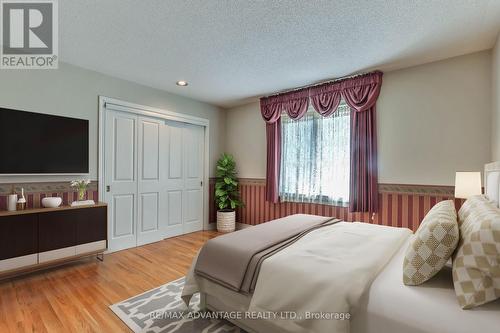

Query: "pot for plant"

xmin=217 ymin=209 xmax=236 ymax=232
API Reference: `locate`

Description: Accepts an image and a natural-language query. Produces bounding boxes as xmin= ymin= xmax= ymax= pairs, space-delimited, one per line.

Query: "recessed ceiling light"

xmin=176 ymin=80 xmax=188 ymax=86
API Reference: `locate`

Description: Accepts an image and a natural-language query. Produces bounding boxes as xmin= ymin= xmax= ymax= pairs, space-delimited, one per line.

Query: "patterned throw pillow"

xmin=453 ymin=195 xmax=500 ymax=309
xmin=403 ymin=200 xmax=459 ymax=286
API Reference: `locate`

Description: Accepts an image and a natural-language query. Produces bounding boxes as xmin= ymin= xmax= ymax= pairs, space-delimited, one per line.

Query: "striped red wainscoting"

xmin=209 ymin=178 xmax=465 ymax=232
xmin=0 ymin=182 xmax=99 ymax=210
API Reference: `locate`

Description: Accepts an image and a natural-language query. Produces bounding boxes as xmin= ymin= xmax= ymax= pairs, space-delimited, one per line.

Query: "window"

xmin=279 ymin=100 xmax=350 ymax=206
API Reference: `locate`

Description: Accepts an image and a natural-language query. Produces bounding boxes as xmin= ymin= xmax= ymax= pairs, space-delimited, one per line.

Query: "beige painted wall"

xmin=492 ymin=33 xmax=500 ymax=161
xmin=226 ymin=102 xmax=267 ymax=178
xmin=377 ymin=51 xmax=491 ymax=185
xmin=225 ymin=51 xmax=492 ymax=186
xmin=0 ymin=62 xmax=225 ymax=183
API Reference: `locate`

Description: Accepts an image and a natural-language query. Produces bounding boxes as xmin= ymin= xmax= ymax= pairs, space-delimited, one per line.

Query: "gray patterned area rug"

xmin=110 ymin=277 xmax=243 ymax=333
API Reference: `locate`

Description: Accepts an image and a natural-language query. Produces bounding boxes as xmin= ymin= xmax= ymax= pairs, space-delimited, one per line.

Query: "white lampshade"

xmin=454 ymin=172 xmax=482 ymax=199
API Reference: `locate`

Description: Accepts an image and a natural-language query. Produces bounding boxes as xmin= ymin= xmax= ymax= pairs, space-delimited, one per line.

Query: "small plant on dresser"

xmin=71 ymin=179 xmax=91 ymax=201
xmin=70 ymin=179 xmax=95 ymax=206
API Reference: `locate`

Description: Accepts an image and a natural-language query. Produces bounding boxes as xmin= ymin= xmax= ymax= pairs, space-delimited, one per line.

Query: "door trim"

xmin=98 ymin=96 xmax=210 ymax=233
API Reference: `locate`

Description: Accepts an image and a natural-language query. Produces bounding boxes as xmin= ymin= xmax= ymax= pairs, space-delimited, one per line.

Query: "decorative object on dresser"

xmin=6 ymin=185 xmax=17 ymax=211
xmin=70 ymin=179 xmax=95 ymax=207
xmin=0 ymin=203 xmax=107 ymax=279
xmin=16 ymin=187 xmax=26 ymax=210
xmin=41 ymin=196 xmax=62 ymax=208
xmin=6 ymin=194 xmax=17 ymax=211
xmin=454 ymin=171 xmax=482 ymax=199
xmin=70 ymin=199 xmax=96 ymax=207
xmin=215 ymin=153 xmax=243 ymax=232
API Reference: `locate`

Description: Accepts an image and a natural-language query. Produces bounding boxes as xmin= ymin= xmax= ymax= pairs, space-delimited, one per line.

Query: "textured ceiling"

xmin=60 ymin=1 xmax=500 ymax=108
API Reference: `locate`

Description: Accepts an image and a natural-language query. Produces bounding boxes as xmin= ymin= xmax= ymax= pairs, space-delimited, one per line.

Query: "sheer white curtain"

xmin=279 ymin=101 xmax=350 ymax=205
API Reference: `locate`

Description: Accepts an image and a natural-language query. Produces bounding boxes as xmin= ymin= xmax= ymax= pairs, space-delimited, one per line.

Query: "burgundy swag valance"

xmin=260 ymin=71 xmax=383 ymax=213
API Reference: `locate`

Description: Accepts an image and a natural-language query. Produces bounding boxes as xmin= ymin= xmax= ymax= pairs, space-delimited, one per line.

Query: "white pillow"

xmin=486 ymin=171 xmax=500 ymax=208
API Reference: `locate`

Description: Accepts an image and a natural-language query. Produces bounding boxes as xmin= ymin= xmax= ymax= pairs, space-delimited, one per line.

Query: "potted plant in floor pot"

xmin=215 ymin=153 xmax=243 ymax=232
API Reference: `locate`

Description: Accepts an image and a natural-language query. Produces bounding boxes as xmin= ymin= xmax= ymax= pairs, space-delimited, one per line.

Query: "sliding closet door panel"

xmin=185 ymin=189 xmax=202 ymax=223
xmin=141 ymin=121 xmax=159 ymax=180
xmin=113 ymin=195 xmax=134 ymax=236
xmin=167 ymin=191 xmax=182 ymax=226
xmin=105 ymin=110 xmax=137 ymax=252
xmin=137 ymin=117 xmax=164 ymax=246
xmin=183 ymin=124 xmax=204 ymax=234
xmin=140 ymin=193 xmax=159 ymax=231
xmin=114 ymin=118 xmax=135 ymax=181
xmin=168 ymin=125 xmax=183 ymax=180
xmin=164 ymin=120 xmax=185 ymax=238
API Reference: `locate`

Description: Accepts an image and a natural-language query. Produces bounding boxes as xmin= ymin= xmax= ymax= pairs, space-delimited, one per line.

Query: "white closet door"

xmin=103 ymin=105 xmax=206 ymax=250
xmin=164 ymin=121 xmax=204 ymax=237
xmin=182 ymin=124 xmax=204 ymax=233
xmin=137 ymin=117 xmax=165 ymax=246
xmin=104 ymin=110 xmax=137 ymax=252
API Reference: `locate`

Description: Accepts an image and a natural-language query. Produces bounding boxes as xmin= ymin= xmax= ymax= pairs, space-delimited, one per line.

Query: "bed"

xmin=182 ymin=162 xmax=500 ymax=333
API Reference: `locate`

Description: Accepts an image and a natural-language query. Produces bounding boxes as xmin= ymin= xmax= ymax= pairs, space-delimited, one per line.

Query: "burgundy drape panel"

xmin=349 ymin=106 xmax=378 ymax=212
xmin=265 ymin=119 xmax=281 ymax=203
xmin=260 ymin=71 xmax=383 ymax=210
xmin=260 ymin=97 xmax=282 ymax=203
xmin=259 ymin=90 xmax=308 ymax=202
xmin=343 ymin=73 xmax=382 ymax=212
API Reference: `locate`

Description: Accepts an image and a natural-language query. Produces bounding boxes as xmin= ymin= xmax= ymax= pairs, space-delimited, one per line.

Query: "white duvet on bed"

xmin=248 ymin=222 xmax=411 ymax=333
xmin=351 ymin=235 xmax=500 ymax=333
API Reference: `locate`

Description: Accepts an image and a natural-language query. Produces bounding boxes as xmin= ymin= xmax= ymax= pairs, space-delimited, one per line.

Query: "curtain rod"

xmin=261 ymin=71 xmax=374 ymax=99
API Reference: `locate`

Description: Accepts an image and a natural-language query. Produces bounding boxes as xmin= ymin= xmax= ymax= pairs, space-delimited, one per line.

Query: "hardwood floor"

xmin=0 ymin=230 xmax=220 ymax=333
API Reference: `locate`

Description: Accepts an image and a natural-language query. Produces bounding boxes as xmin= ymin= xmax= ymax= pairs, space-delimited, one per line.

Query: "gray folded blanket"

xmin=194 ymin=214 xmax=339 ymax=293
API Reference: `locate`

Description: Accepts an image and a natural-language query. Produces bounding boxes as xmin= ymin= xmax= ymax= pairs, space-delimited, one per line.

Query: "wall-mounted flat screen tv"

xmin=0 ymin=107 xmax=89 ymax=174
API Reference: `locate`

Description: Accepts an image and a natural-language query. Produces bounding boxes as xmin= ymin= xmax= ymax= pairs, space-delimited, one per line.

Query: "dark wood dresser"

xmin=0 ymin=203 xmax=107 ymax=278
